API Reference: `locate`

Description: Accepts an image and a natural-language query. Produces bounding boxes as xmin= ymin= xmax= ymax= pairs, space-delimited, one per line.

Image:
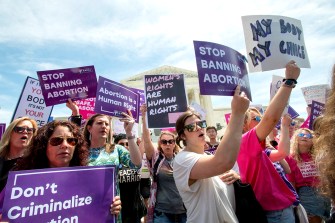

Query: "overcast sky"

xmin=1 ymin=0 xmax=334 ymax=126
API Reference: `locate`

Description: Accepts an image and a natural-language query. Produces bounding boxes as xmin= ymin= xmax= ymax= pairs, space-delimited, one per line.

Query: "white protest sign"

xmin=242 ymin=15 xmax=310 ymax=72
xmin=112 ymin=118 xmax=138 ymax=137
xmin=301 ymin=84 xmax=329 ymax=105
xmin=12 ymin=77 xmax=53 ymax=127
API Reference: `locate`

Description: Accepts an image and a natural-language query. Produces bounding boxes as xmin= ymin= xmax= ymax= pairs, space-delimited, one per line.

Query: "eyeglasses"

xmin=49 ymin=137 xmax=78 ymax=146
xmin=252 ymin=116 xmax=262 ymax=122
xmin=297 ymin=133 xmax=313 ymax=139
xmin=184 ymin=120 xmax=207 ymax=132
xmin=13 ymin=126 xmax=36 ymax=134
xmin=119 ymin=142 xmax=128 ymax=147
xmin=161 ymin=139 xmax=175 ymax=145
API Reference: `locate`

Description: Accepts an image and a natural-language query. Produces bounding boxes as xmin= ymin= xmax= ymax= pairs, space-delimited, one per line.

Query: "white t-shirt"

xmin=173 ymin=151 xmax=238 ymax=223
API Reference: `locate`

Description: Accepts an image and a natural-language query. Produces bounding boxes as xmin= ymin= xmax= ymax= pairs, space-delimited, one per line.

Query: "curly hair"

xmin=314 ymin=64 xmax=335 ymax=199
xmin=0 ymin=117 xmax=38 ymax=158
xmin=15 ymin=120 xmax=88 ymax=170
xmin=290 ymin=128 xmax=315 ymax=163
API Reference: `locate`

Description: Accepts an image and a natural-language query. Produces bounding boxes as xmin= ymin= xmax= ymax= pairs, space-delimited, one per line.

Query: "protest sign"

xmin=2 ymin=166 xmax=116 ymax=223
xmin=300 ymin=115 xmax=311 ymax=129
xmin=242 ymin=15 xmax=310 ymax=72
xmin=74 ymin=97 xmax=96 ymax=120
xmin=301 ymin=84 xmax=329 ymax=105
xmin=189 ymin=102 xmax=206 ymax=120
xmin=145 ymin=74 xmax=188 ymax=128
xmin=0 ymin=123 xmax=6 ymax=141
xmin=11 ymin=77 xmax=53 ymax=127
xmin=112 ymin=118 xmax=139 ymax=136
xmin=224 ymin=113 xmax=231 ymax=125
xmin=95 ymin=76 xmax=140 ymax=122
xmin=129 ymin=87 xmax=145 ymax=116
xmin=194 ymin=41 xmax=252 ymax=101
xmin=309 ymin=100 xmax=325 ymax=129
xmin=270 ymin=75 xmax=289 ymax=114
xmin=37 ymin=65 xmax=97 ymax=106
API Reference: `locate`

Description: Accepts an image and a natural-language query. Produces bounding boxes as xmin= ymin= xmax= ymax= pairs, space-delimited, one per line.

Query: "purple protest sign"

xmin=37 ymin=66 xmax=98 ymax=106
xmin=0 ymin=123 xmax=6 ymax=141
xmin=129 ymin=87 xmax=145 ymax=116
xmin=194 ymin=41 xmax=252 ymax=101
xmin=95 ymin=76 xmax=140 ymax=122
xmin=2 ymin=166 xmax=116 ymax=223
xmin=275 ymin=105 xmax=300 ymax=129
xmin=309 ymin=100 xmax=325 ymax=130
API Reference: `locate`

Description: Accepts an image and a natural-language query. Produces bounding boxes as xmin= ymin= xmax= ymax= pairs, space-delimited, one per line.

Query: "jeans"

xmin=266 ymin=205 xmax=295 ymax=223
xmin=153 ymin=210 xmax=187 ymax=223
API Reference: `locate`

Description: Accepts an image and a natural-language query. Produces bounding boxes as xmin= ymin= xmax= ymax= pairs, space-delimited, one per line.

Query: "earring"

xmin=89 ymin=133 xmax=92 ymax=141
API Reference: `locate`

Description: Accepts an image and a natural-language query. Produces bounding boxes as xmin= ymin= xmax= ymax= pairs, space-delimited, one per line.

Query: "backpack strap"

xmin=153 ymin=152 xmax=164 ymax=182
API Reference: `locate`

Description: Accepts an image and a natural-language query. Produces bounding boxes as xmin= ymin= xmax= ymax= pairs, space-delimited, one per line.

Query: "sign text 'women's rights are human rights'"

xmin=193 ymin=40 xmax=252 ymax=101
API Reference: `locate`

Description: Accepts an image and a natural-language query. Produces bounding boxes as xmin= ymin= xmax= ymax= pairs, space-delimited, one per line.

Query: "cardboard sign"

xmin=0 ymin=123 xmax=6 ymax=141
xmin=95 ymin=76 xmax=140 ymax=123
xmin=309 ymin=100 xmax=325 ymax=129
xmin=11 ymin=77 xmax=53 ymax=127
xmin=37 ymin=66 xmax=98 ymax=106
xmin=301 ymin=84 xmax=329 ymax=105
xmin=75 ymin=97 xmax=96 ymax=120
xmin=144 ymin=74 xmax=188 ymax=128
xmin=194 ymin=41 xmax=252 ymax=101
xmin=242 ymin=15 xmax=310 ymax=72
xmin=2 ymin=166 xmax=116 ymax=223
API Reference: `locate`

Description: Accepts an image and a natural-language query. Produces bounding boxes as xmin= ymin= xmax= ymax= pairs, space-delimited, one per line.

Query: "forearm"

xmin=126 ymin=134 xmax=142 ymax=166
xmin=141 ymin=116 xmax=155 ymax=160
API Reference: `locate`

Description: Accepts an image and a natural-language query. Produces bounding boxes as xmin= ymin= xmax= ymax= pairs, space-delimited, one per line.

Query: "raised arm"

xmin=189 ymin=86 xmax=250 ymax=179
xmin=268 ymin=114 xmax=291 ymax=162
xmin=140 ymin=104 xmax=156 ymax=160
xmin=119 ymin=110 xmax=142 ymax=166
xmin=255 ymin=60 xmax=300 ymax=141
xmin=66 ymin=99 xmax=82 ymax=127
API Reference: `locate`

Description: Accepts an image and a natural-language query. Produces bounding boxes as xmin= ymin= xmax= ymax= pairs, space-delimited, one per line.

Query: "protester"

xmin=140 ymin=104 xmax=186 ymax=223
xmin=0 ymin=117 xmax=37 ymax=191
xmin=83 ymin=112 xmax=142 ymax=223
xmin=314 ymin=64 xmax=335 ymax=223
xmin=287 ymin=128 xmax=331 ymax=223
xmin=236 ymin=61 xmax=300 ymax=223
xmin=0 ymin=120 xmax=121 ymax=220
xmin=114 ymin=133 xmax=146 ymax=223
xmin=172 ymin=86 xmax=249 ymax=223
xmin=205 ymin=126 xmax=219 ymax=154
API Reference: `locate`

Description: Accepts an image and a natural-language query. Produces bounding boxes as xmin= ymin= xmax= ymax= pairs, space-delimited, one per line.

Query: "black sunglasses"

xmin=119 ymin=142 xmax=128 ymax=147
xmin=13 ymin=126 xmax=36 ymax=134
xmin=184 ymin=120 xmax=207 ymax=132
xmin=161 ymin=139 xmax=175 ymax=145
xmin=49 ymin=137 xmax=78 ymax=146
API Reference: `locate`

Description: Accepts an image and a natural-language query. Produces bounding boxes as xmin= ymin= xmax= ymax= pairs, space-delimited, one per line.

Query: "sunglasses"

xmin=161 ymin=139 xmax=175 ymax=145
xmin=290 ymin=122 xmax=296 ymax=126
xmin=119 ymin=142 xmax=128 ymax=147
xmin=13 ymin=126 xmax=36 ymax=134
xmin=184 ymin=120 xmax=207 ymax=132
xmin=252 ymin=116 xmax=262 ymax=122
xmin=297 ymin=133 xmax=313 ymax=139
xmin=49 ymin=137 xmax=78 ymax=146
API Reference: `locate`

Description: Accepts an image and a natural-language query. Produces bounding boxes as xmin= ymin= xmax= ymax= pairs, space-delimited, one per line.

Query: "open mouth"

xmin=20 ymin=136 xmax=28 ymax=140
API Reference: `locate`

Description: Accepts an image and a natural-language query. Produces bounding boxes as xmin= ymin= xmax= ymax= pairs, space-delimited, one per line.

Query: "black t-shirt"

xmin=0 ymin=157 xmax=19 ymax=191
xmin=118 ymin=165 xmax=146 ymax=223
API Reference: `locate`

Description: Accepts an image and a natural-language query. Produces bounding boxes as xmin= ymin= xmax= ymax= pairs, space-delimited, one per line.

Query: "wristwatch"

xmin=282 ymin=79 xmax=297 ymax=88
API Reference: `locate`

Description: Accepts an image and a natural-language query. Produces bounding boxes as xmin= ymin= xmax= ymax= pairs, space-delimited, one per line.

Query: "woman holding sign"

xmin=140 ymin=104 xmax=186 ymax=223
xmin=83 ymin=112 xmax=142 ymax=223
xmin=0 ymin=117 xmax=37 ymax=191
xmin=0 ymin=120 xmax=121 ymax=221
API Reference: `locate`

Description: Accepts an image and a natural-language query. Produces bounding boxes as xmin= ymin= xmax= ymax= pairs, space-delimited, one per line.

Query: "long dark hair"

xmin=15 ymin=120 xmax=88 ymax=170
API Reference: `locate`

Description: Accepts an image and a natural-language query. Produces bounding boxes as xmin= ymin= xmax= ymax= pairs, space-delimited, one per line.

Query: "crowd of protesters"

xmin=0 ymin=61 xmax=335 ymax=223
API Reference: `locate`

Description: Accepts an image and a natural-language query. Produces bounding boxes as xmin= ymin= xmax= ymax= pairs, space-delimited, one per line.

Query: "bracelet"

xmin=282 ymin=79 xmax=297 ymax=84
xmin=127 ymin=135 xmax=136 ymax=140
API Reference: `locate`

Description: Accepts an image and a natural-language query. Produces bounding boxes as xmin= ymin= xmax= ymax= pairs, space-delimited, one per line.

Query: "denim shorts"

xmin=153 ymin=210 xmax=187 ymax=223
xmin=298 ymin=186 xmax=331 ymax=219
xmin=265 ymin=205 xmax=295 ymax=223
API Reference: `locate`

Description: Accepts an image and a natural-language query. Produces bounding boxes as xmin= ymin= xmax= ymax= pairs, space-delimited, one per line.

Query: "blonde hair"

xmin=314 ymin=64 xmax=335 ymax=199
xmin=0 ymin=117 xmax=38 ymax=158
xmin=290 ymin=128 xmax=314 ymax=163
xmin=158 ymin=131 xmax=180 ymax=154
